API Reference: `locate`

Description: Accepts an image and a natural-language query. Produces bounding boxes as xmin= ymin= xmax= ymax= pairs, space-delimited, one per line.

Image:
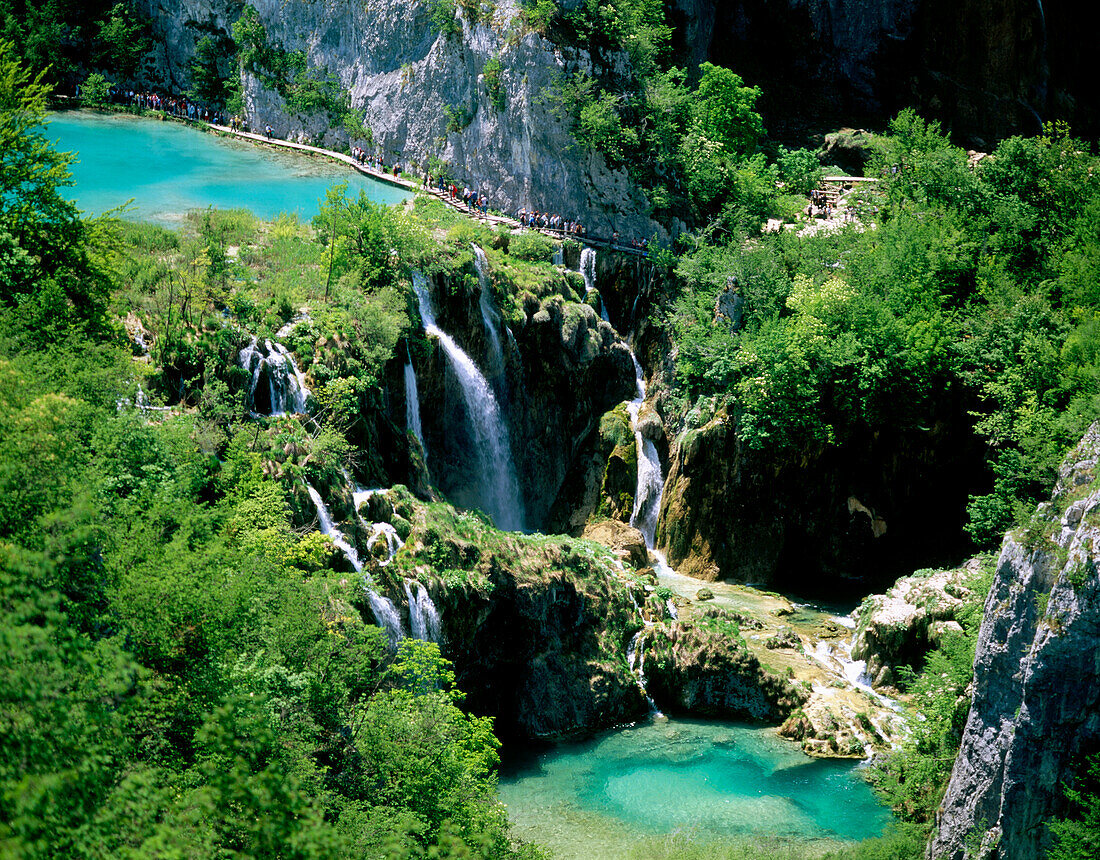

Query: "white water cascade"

xmin=404 ymin=345 xmax=426 ymax=455
xmin=404 ymin=580 xmax=442 ymax=642
xmin=628 ymin=352 xmax=664 ymax=548
xmin=305 ymin=482 xmax=363 ymax=572
xmin=580 ymin=247 xmax=609 ymax=323
xmin=627 ymin=630 xmax=663 ymax=715
xmin=412 ymin=271 xmax=524 ymax=531
xmin=306 ymin=480 xmax=405 ymax=645
xmin=365 ymin=588 xmax=405 ymax=646
xmin=472 ymin=245 xmax=504 ymax=375
xmin=238 ymin=336 xmax=309 ymax=415
xmin=552 ymin=245 xmax=564 ymax=266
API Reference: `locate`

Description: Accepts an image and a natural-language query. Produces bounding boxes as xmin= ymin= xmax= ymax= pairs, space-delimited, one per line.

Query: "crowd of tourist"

xmin=70 ymin=80 xmax=655 ymax=253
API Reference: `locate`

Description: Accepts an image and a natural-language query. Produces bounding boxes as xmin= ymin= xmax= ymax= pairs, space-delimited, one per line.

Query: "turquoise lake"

xmin=47 ymin=111 xmax=408 ymax=224
xmin=498 ymin=717 xmax=891 ymax=859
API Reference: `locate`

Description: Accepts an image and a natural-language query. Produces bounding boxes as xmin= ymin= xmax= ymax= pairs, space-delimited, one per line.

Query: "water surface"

xmin=48 ymin=111 xmax=408 ymax=224
xmin=498 ymin=717 xmax=890 ymax=859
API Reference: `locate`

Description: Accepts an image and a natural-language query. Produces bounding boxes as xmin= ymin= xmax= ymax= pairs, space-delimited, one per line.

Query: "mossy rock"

xmin=696 ymin=588 xmax=714 ymax=601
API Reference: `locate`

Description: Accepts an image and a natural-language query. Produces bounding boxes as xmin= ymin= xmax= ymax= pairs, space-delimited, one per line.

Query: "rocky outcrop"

xmin=656 ymin=403 xmax=987 ymax=589
xmin=580 ymin=519 xmax=648 ymax=570
xmin=930 ymin=424 xmax=1100 ymax=860
xmin=851 ymin=560 xmax=983 ymax=687
xmin=645 ymin=614 xmax=807 ymax=721
xmin=674 ymin=0 xmax=1097 ymax=145
xmin=135 ymin=0 xmax=655 ymax=237
xmin=378 ymin=493 xmax=648 ymax=739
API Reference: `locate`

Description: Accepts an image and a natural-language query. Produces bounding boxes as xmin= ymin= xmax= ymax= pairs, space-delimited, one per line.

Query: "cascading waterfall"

xmin=305 ymin=482 xmax=363 ymax=572
xmin=472 ymin=245 xmax=504 ymax=375
xmin=628 ymin=352 xmax=664 ymax=548
xmin=403 ymin=580 xmax=442 ymax=642
xmin=404 ymin=343 xmax=426 ymax=455
xmin=412 ymin=271 xmax=524 ymax=531
xmin=365 ymin=588 xmax=405 ymax=646
xmin=366 ymin=522 xmax=403 ymax=565
xmin=580 ymin=247 xmax=609 ymax=323
xmin=238 ymin=336 xmax=310 ymax=415
xmin=627 ymin=630 xmax=662 ymax=715
xmin=552 ymin=245 xmax=564 ymax=266
xmin=306 ymin=480 xmax=405 ymax=644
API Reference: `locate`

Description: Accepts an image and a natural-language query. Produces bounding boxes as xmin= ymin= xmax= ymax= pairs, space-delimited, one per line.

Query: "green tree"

xmin=0 ymin=42 xmax=111 ymax=341
xmin=80 ymin=71 xmax=112 ymax=106
xmin=691 ymin=62 xmax=764 ymax=158
xmin=94 ymin=3 xmax=150 ymax=79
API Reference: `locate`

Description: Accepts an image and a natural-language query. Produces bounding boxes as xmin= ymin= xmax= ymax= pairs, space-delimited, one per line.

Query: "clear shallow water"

xmin=47 ymin=111 xmax=408 ymax=224
xmin=498 ymin=718 xmax=890 ymax=859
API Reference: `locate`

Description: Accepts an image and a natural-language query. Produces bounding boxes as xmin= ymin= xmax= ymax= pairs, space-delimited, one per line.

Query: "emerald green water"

xmin=47 ymin=111 xmax=408 ymax=224
xmin=498 ymin=718 xmax=890 ymax=859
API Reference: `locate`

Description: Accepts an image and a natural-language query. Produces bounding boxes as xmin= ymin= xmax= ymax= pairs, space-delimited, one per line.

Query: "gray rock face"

xmin=930 ymin=423 xmax=1100 ymax=860
xmin=852 ymin=561 xmax=981 ymax=688
xmin=135 ymin=0 xmax=654 ymax=237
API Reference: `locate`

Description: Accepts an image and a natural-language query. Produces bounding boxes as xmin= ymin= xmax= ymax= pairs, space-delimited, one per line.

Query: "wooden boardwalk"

xmin=208 ymin=124 xmax=649 ymax=257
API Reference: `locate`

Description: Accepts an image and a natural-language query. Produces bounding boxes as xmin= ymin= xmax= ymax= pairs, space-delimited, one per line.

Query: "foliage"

xmin=233 ymin=5 xmax=359 ymax=128
xmin=508 ymin=231 xmax=555 ymax=263
xmin=93 ymin=3 xmax=151 ymax=79
xmin=483 ymin=54 xmax=505 ymax=110
xmin=428 ymin=0 xmax=461 ymax=37
xmin=1048 ymin=754 xmax=1100 ymax=859
xmin=80 ymin=72 xmax=112 ymax=106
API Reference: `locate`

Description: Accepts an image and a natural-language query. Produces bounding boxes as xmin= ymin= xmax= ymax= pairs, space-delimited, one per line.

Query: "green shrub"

xmin=508 ymin=232 xmax=555 ymax=263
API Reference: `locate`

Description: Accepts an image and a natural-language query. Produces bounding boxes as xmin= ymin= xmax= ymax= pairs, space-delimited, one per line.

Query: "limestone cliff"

xmin=655 ymin=402 xmax=986 ymax=589
xmin=675 ymin=0 xmax=1097 ymax=144
xmin=929 ymin=424 xmax=1100 ymax=860
xmin=361 ymin=488 xmax=649 ymax=739
xmin=133 ymin=0 xmax=654 ymax=237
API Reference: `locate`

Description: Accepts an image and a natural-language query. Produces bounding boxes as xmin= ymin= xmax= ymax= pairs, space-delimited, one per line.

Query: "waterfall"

xmin=472 ymin=245 xmax=504 ymax=375
xmin=628 ymin=352 xmax=664 ymax=548
xmin=238 ymin=336 xmax=309 ymax=415
xmin=412 ymin=271 xmax=524 ymax=531
xmin=365 ymin=586 xmax=405 ymax=647
xmin=627 ymin=630 xmax=662 ymax=716
xmin=552 ymin=245 xmax=564 ymax=266
xmin=306 ymin=479 xmax=406 ymax=644
xmin=366 ymin=522 xmax=403 ymax=565
xmin=305 ymin=482 xmax=363 ymax=572
xmin=580 ymin=247 xmax=609 ymax=323
xmin=404 ymin=579 xmax=442 ymax=642
xmin=580 ymin=247 xmax=596 ymax=293
xmin=404 ymin=346 xmax=426 ymax=455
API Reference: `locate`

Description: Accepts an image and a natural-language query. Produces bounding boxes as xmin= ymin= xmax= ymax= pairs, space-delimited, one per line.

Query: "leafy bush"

xmin=508 ymin=232 xmax=555 ymax=263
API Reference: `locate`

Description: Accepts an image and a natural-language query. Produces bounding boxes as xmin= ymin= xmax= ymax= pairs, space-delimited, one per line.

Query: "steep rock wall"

xmin=929 ymin=424 xmax=1100 ymax=860
xmin=656 ymin=403 xmax=986 ymax=590
xmin=675 ymin=0 xmax=1096 ymax=144
xmin=134 ymin=0 xmax=654 ymax=237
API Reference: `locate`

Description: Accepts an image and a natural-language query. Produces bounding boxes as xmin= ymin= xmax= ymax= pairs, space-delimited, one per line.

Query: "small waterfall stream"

xmin=404 ymin=580 xmax=442 ymax=642
xmin=305 ymin=482 xmax=363 ymax=572
xmin=580 ymin=247 xmax=609 ymax=323
xmin=627 ymin=630 xmax=663 ymax=716
xmin=412 ymin=271 xmax=523 ymax=531
xmin=239 ymin=336 xmax=310 ymax=415
xmin=306 ymin=480 xmax=405 ymax=645
xmin=403 ymin=344 xmax=426 ymax=455
xmin=627 ymin=353 xmax=664 ymax=548
xmin=472 ymin=245 xmax=504 ymax=375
